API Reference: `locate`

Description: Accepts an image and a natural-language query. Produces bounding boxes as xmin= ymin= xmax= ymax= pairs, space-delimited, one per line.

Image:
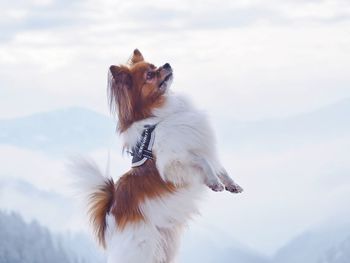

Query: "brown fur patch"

xmin=88 ymin=178 xmax=115 ymax=248
xmin=108 ymin=50 xmax=168 ymax=133
xmin=110 ymin=160 xmax=176 ymax=230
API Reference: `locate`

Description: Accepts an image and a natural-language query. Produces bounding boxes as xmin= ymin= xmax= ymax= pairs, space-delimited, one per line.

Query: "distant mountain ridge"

xmin=272 ymin=223 xmax=350 ymax=263
xmin=0 ymin=107 xmax=116 ymax=154
xmin=1 ymin=207 xmax=349 ymax=263
xmin=1 ymin=99 xmax=349 ymax=153
xmin=0 ymin=210 xmax=103 ymax=263
xmin=215 ymin=98 xmax=350 ymax=149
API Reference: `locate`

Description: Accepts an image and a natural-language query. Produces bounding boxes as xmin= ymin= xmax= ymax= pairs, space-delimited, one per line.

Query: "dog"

xmin=72 ymin=49 xmax=243 ymax=263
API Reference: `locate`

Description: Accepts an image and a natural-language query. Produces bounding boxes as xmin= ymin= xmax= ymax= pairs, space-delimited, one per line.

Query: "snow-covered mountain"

xmin=180 ymin=226 xmax=270 ymax=263
xmin=272 ymin=223 xmax=350 ymax=263
xmin=2 ymin=208 xmax=349 ymax=263
xmin=0 ymin=177 xmax=77 ymax=231
xmin=319 ymin=235 xmax=350 ymax=263
xmin=0 ymin=210 xmax=104 ymax=263
xmin=1 ymin=99 xmax=348 ymax=177
xmin=1 ymin=98 xmax=349 ymax=154
xmin=0 ymin=107 xmax=116 ymax=155
xmin=215 ymin=98 xmax=350 ymax=150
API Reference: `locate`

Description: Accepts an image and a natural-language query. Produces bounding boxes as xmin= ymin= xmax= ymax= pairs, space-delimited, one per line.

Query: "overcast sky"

xmin=1 ymin=0 xmax=350 ymax=257
xmin=1 ymin=0 xmax=350 ymax=120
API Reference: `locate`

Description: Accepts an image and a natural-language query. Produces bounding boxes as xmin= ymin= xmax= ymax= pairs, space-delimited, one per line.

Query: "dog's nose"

xmin=163 ymin=63 xmax=171 ymax=70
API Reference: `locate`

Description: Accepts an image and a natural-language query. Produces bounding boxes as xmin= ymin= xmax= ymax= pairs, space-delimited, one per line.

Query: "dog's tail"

xmin=69 ymin=158 xmax=115 ymax=248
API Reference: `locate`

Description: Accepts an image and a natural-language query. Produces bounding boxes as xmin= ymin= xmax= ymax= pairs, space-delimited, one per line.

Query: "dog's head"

xmin=108 ymin=49 xmax=173 ymax=132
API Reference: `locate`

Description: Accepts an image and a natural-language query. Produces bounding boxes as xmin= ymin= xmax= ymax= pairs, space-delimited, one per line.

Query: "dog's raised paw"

xmin=208 ymin=182 xmax=225 ymax=192
xmin=225 ymin=183 xmax=243 ymax=193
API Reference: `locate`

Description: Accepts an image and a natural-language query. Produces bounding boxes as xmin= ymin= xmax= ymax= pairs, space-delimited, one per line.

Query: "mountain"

xmin=319 ymin=235 xmax=350 ymax=263
xmin=0 ymin=211 xmax=69 ymax=263
xmin=0 ymin=210 xmax=102 ymax=263
xmin=215 ymin=98 xmax=350 ymax=150
xmin=2 ymin=208 xmax=350 ymax=263
xmin=272 ymin=223 xmax=350 ymax=263
xmin=1 ymin=99 xmax=349 ymax=154
xmin=0 ymin=107 xmax=116 ymax=155
xmin=180 ymin=226 xmax=270 ymax=263
xmin=0 ymin=177 xmax=77 ymax=231
xmin=59 ymin=232 xmax=105 ymax=263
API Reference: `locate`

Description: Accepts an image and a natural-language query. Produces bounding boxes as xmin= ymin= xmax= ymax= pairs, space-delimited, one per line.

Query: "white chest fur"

xmin=122 ymin=94 xmax=219 ymax=185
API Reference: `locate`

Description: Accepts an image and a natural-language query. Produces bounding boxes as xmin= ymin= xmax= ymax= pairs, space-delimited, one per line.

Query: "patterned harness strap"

xmin=131 ymin=124 xmax=157 ymax=168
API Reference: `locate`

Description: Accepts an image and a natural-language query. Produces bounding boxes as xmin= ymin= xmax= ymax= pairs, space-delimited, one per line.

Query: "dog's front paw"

xmin=207 ymin=181 xmax=225 ymax=192
xmin=225 ymin=182 xmax=243 ymax=193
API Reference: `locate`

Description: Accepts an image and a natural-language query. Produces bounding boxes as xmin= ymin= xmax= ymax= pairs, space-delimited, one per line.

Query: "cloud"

xmin=114 ymin=6 xmax=283 ymax=30
xmin=76 ymin=0 xmax=350 ymax=30
xmin=274 ymin=0 xmax=350 ymax=23
xmin=2 ymin=0 xmax=350 ymax=45
xmin=1 ymin=17 xmax=350 ymax=120
xmin=0 ymin=0 xmax=89 ymax=42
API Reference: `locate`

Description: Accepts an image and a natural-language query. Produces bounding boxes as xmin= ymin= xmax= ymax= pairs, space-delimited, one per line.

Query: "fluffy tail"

xmin=69 ymin=158 xmax=115 ymax=248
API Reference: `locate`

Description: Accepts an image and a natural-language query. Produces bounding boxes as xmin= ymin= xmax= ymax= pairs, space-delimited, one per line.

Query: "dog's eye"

xmin=146 ymin=71 xmax=155 ymax=80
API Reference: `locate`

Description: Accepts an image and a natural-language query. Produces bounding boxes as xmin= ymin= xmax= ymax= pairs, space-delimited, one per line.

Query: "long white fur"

xmin=104 ymin=93 xmax=230 ymax=263
xmin=69 ymin=157 xmax=108 ymax=197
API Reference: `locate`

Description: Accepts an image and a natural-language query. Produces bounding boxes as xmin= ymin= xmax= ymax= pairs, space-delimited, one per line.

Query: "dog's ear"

xmin=109 ymin=65 xmax=132 ymax=89
xmin=108 ymin=65 xmax=134 ymax=132
xmin=108 ymin=65 xmax=133 ymax=113
xmin=130 ymin=49 xmax=144 ymax=65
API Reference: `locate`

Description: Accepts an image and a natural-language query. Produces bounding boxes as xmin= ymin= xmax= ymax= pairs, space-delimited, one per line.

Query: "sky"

xmin=1 ymin=0 xmax=350 ymax=120
xmin=1 ymin=0 xmax=350 ymax=259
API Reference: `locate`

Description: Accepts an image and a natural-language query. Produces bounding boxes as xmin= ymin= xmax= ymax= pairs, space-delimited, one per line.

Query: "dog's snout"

xmin=163 ymin=63 xmax=171 ymax=70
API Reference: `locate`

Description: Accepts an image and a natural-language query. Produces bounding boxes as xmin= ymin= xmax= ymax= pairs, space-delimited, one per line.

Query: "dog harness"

xmin=131 ymin=124 xmax=156 ymax=167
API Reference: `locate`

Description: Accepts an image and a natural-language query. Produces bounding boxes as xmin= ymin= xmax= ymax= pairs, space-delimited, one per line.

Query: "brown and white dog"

xmin=72 ymin=49 xmax=243 ymax=263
